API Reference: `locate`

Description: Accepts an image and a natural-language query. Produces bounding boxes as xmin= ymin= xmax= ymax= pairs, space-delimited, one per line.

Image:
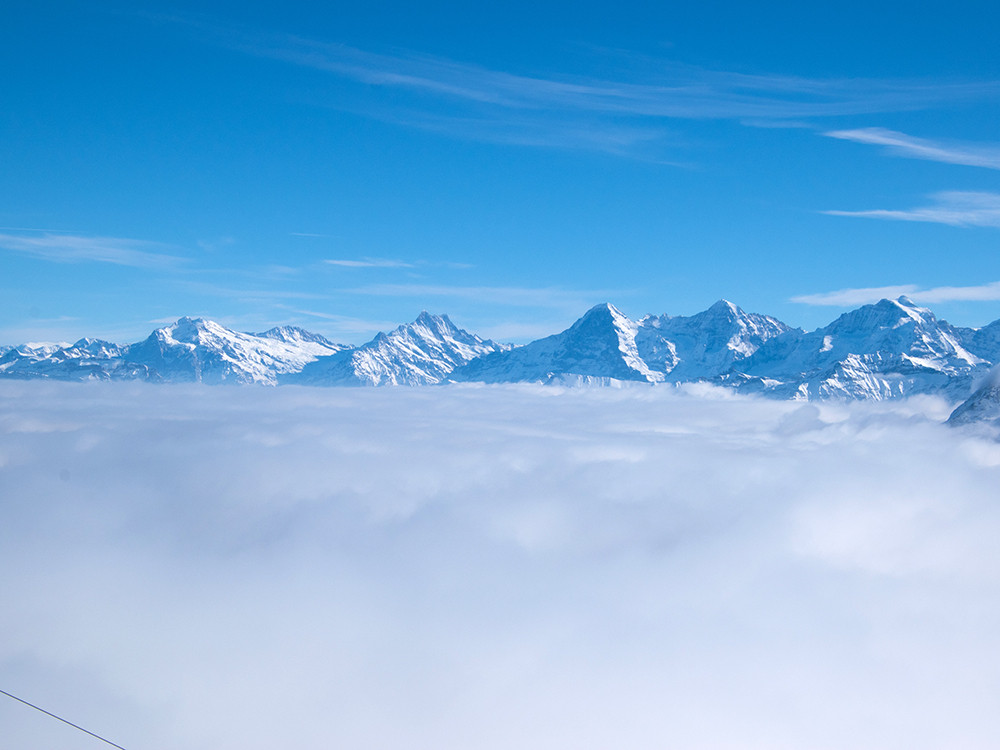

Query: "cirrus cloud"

xmin=824 ymin=191 xmax=1000 ymax=228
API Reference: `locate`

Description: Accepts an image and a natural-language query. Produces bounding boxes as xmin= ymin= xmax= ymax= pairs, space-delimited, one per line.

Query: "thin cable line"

xmin=0 ymin=688 xmax=129 ymax=750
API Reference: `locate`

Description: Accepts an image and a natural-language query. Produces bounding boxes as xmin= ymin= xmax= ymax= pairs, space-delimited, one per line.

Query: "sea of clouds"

xmin=1 ymin=381 xmax=999 ymax=749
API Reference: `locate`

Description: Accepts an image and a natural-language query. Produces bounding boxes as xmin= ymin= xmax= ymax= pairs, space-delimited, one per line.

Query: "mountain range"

xmin=4 ymin=297 xmax=1000 ymax=422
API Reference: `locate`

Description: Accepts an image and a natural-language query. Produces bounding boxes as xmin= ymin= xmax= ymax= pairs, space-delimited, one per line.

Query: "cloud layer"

xmin=2 ymin=383 xmax=999 ymax=749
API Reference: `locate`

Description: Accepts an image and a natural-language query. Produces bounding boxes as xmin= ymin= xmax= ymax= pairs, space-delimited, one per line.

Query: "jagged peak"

xmin=877 ymin=296 xmax=929 ymax=317
xmin=707 ymin=299 xmax=739 ymax=315
xmin=411 ymin=311 xmax=458 ymax=332
xmin=577 ymin=302 xmax=632 ymax=326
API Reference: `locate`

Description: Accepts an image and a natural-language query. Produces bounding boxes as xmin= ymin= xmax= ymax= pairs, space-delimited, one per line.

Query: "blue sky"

xmin=3 ymin=1 xmax=1000 ymax=344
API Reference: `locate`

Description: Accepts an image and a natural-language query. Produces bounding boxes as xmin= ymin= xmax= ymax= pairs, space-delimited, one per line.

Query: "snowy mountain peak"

xmin=125 ymin=317 xmax=347 ymax=384
xmin=414 ymin=310 xmax=444 ymax=325
xmin=409 ymin=311 xmax=464 ymax=338
xmin=706 ymin=299 xmax=740 ymax=317
xmin=577 ymin=302 xmax=631 ymax=325
xmin=5 ymin=300 xmax=1000 ymax=399
xmin=257 ymin=325 xmax=342 ymax=348
xmin=288 ymin=312 xmax=506 ymax=386
xmin=635 ymin=300 xmax=792 ymax=380
xmin=452 ymin=302 xmax=658 ymax=384
xmin=732 ymin=296 xmax=987 ymax=400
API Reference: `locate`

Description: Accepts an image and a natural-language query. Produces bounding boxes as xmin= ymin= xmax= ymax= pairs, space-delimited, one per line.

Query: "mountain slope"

xmin=948 ymin=367 xmax=1000 ymax=428
xmin=452 ymin=303 xmax=659 ymax=384
xmin=636 ymin=299 xmax=794 ymax=380
xmin=0 ymin=338 xmax=154 ymax=381
xmin=728 ymin=297 xmax=987 ymax=399
xmin=124 ymin=318 xmax=350 ymax=384
xmin=288 ymin=312 xmax=505 ymax=386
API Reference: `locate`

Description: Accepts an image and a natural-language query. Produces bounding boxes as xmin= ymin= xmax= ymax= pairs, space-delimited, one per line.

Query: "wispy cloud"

xmin=824 ymin=191 xmax=1000 ymax=228
xmin=277 ymin=306 xmax=404 ymax=340
xmin=825 ymin=128 xmax=1000 ymax=169
xmin=791 ymin=285 xmax=921 ymax=307
xmin=169 ymin=16 xmax=1000 ymax=157
xmin=324 ymin=258 xmax=415 ymax=268
xmin=342 ymin=283 xmax=613 ymax=311
xmin=792 ymin=280 xmax=1000 ymax=306
xmin=248 ymin=33 xmax=998 ymax=119
xmin=0 ymin=232 xmax=185 ymax=268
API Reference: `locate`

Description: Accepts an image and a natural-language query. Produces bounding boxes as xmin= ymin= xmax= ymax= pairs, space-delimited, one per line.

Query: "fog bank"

xmin=1 ymin=382 xmax=998 ymax=749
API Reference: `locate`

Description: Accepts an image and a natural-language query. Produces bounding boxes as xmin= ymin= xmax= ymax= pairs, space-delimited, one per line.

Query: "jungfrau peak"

xmin=726 ymin=296 xmax=989 ymax=400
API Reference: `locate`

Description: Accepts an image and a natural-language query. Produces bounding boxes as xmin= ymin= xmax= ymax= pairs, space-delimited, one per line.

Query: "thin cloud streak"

xmin=325 ymin=258 xmax=415 ymax=268
xmin=825 ymin=127 xmax=1000 ymax=169
xmin=0 ymin=232 xmax=185 ymax=269
xmin=792 ymin=281 xmax=1000 ymax=306
xmin=251 ymin=33 xmax=1000 ymax=120
xmin=168 ymin=16 xmax=1000 ymax=156
xmin=342 ymin=282 xmax=614 ymax=311
xmin=825 ymin=191 xmax=1000 ymax=228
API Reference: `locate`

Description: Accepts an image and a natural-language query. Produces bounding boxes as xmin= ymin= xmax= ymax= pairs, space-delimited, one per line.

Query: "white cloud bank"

xmin=1 ymin=383 xmax=999 ymax=749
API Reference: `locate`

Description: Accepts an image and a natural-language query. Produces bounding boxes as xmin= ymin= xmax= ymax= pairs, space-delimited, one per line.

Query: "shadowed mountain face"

xmin=2 ymin=298 xmax=1000 ymax=401
xmin=452 ymin=303 xmax=658 ymax=385
xmin=948 ymin=367 xmax=1000 ymax=428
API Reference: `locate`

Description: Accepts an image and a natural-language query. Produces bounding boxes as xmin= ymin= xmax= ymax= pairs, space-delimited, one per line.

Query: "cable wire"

xmin=0 ymin=688 xmax=129 ymax=750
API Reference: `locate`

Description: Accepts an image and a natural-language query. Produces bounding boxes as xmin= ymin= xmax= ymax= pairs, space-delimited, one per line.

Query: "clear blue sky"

xmin=3 ymin=1 xmax=1000 ymax=345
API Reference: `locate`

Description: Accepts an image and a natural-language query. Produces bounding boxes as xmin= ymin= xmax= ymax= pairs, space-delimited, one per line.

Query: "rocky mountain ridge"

xmin=4 ymin=300 xmax=1000 ymax=423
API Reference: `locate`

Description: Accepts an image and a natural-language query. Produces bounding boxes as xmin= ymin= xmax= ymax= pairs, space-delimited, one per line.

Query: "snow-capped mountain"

xmin=948 ymin=367 xmax=1000 ymax=428
xmin=3 ymin=298 xmax=1000 ymax=400
xmin=722 ymin=297 xmax=988 ymax=400
xmin=124 ymin=318 xmax=350 ymax=384
xmin=288 ymin=312 xmax=506 ymax=386
xmin=959 ymin=318 xmax=1000 ymax=364
xmin=0 ymin=338 xmax=153 ymax=381
xmin=636 ymin=299 xmax=794 ymax=381
xmin=451 ymin=303 xmax=659 ymax=385
xmin=0 ymin=319 xmax=350 ymax=384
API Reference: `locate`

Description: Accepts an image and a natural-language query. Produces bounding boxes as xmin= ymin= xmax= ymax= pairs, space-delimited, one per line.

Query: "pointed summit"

xmin=636 ymin=300 xmax=792 ymax=380
xmin=452 ymin=303 xmax=658 ymax=384
xmin=125 ymin=317 xmax=347 ymax=384
xmin=705 ymin=299 xmax=739 ymax=316
xmin=734 ymin=296 xmax=986 ymax=399
xmin=288 ymin=312 xmax=504 ymax=386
